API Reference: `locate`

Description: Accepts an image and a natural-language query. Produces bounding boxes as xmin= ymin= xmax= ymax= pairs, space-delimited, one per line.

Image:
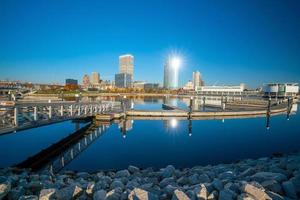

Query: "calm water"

xmin=0 ymin=99 xmax=299 ymax=172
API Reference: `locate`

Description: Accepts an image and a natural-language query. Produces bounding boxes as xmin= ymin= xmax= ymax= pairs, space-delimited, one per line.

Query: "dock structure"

xmin=96 ymin=101 xmax=290 ymax=122
xmin=16 ymin=123 xmax=109 ymax=173
xmin=0 ymin=101 xmax=121 ymax=134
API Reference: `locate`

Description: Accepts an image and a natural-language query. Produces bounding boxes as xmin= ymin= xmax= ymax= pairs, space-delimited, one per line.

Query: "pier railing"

xmin=0 ymin=101 xmax=121 ymax=134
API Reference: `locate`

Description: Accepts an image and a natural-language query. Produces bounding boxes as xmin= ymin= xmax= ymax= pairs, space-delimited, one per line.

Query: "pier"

xmin=0 ymin=101 xmax=121 ymax=134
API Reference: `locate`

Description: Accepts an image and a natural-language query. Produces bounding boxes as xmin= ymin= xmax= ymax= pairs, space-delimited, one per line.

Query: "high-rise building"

xmin=119 ymin=54 xmax=134 ymax=78
xmin=193 ymin=71 xmax=201 ymax=89
xmin=65 ymin=79 xmax=78 ymax=86
xmin=115 ymin=73 xmax=132 ymax=88
xmin=82 ymin=74 xmax=90 ymax=87
xmin=163 ymin=57 xmax=179 ymax=89
xmin=91 ymin=72 xmax=100 ymax=85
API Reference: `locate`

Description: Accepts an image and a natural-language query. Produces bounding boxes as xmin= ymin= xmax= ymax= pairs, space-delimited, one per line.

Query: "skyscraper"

xmin=193 ymin=71 xmax=201 ymax=89
xmin=91 ymin=72 xmax=100 ymax=85
xmin=163 ymin=57 xmax=179 ymax=89
xmin=115 ymin=73 xmax=132 ymax=88
xmin=82 ymin=74 xmax=90 ymax=87
xmin=119 ymin=54 xmax=134 ymax=77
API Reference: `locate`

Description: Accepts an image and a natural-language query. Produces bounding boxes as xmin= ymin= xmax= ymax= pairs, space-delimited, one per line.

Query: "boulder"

xmin=93 ymin=190 xmax=107 ymax=200
xmin=39 ymin=188 xmax=56 ymax=200
xmin=218 ymin=171 xmax=235 ymax=181
xmin=282 ymin=181 xmax=297 ymax=199
xmin=194 ymin=184 xmax=208 ymax=200
xmin=106 ymin=188 xmax=122 ymax=200
xmin=161 ymin=165 xmax=176 ymax=178
xmin=126 ymin=180 xmax=140 ymax=190
xmin=164 ymin=184 xmax=177 ymax=195
xmin=212 ymin=179 xmax=223 ymax=191
xmin=128 ymin=166 xmax=140 ymax=174
xmin=172 ymin=189 xmax=190 ymax=200
xmin=207 ymin=190 xmax=218 ymax=200
xmin=111 ymin=180 xmax=125 ymax=190
xmin=241 ymin=182 xmax=272 ymax=200
xmin=160 ymin=177 xmax=176 ymax=188
xmin=261 ymin=180 xmax=282 ymax=194
xmin=86 ymin=182 xmax=95 ymax=196
xmin=198 ymin=174 xmax=211 ymax=183
xmin=7 ymin=186 xmax=25 ymax=200
xmin=218 ymin=189 xmax=236 ymax=200
xmin=177 ymin=176 xmax=189 ymax=185
xmin=55 ymin=184 xmax=83 ymax=200
xmin=18 ymin=195 xmax=39 ymax=200
xmin=239 ymin=168 xmax=256 ymax=177
xmin=128 ymin=188 xmax=158 ymax=200
xmin=0 ymin=181 xmax=11 ymax=200
xmin=290 ymin=174 xmax=300 ymax=193
xmin=251 ymin=172 xmax=287 ymax=183
xmin=237 ymin=193 xmax=255 ymax=200
xmin=115 ymin=170 xmax=130 ymax=178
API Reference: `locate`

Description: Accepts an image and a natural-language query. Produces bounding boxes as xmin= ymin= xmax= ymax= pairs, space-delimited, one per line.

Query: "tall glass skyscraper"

xmin=163 ymin=57 xmax=179 ymax=89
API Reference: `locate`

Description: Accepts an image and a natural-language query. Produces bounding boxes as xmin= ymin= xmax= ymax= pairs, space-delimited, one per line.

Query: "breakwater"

xmin=0 ymin=152 xmax=299 ymax=200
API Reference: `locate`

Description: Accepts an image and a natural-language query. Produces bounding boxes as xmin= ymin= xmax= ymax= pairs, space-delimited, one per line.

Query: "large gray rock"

xmin=282 ymin=181 xmax=297 ymax=199
xmin=239 ymin=168 xmax=256 ymax=177
xmin=8 ymin=186 xmax=25 ymax=200
xmin=160 ymin=177 xmax=176 ymax=188
xmin=251 ymin=172 xmax=287 ymax=183
xmin=55 ymin=184 xmax=83 ymax=200
xmin=164 ymin=184 xmax=177 ymax=195
xmin=207 ymin=190 xmax=218 ymax=200
xmin=106 ymin=188 xmax=122 ymax=200
xmin=126 ymin=180 xmax=140 ymax=190
xmin=94 ymin=176 xmax=112 ymax=190
xmin=39 ymin=188 xmax=56 ymax=200
xmin=172 ymin=189 xmax=190 ymax=200
xmin=194 ymin=184 xmax=208 ymax=200
xmin=290 ymin=174 xmax=300 ymax=193
xmin=261 ymin=180 xmax=282 ymax=194
xmin=0 ymin=181 xmax=11 ymax=200
xmin=218 ymin=189 xmax=236 ymax=200
xmin=76 ymin=172 xmax=91 ymax=180
xmin=161 ymin=165 xmax=176 ymax=178
xmin=110 ymin=180 xmax=125 ymax=190
xmin=18 ymin=195 xmax=39 ymax=200
xmin=128 ymin=166 xmax=140 ymax=174
xmin=177 ymin=176 xmax=189 ymax=185
xmin=237 ymin=193 xmax=255 ymax=200
xmin=128 ymin=188 xmax=158 ymax=200
xmin=115 ymin=170 xmax=130 ymax=178
xmin=93 ymin=190 xmax=107 ymax=200
xmin=86 ymin=182 xmax=95 ymax=196
xmin=212 ymin=179 xmax=223 ymax=191
xmin=241 ymin=182 xmax=272 ymax=200
xmin=218 ymin=171 xmax=235 ymax=181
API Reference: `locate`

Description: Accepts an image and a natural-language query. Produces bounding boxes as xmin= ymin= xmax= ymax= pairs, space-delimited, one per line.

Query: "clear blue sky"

xmin=0 ymin=0 xmax=300 ymax=87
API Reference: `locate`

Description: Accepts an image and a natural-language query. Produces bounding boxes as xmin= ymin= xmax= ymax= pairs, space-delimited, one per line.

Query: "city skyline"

xmin=1 ymin=0 xmax=300 ymax=87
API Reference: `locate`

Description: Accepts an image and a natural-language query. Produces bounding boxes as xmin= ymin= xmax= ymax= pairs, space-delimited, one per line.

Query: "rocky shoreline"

xmin=0 ymin=153 xmax=300 ymax=200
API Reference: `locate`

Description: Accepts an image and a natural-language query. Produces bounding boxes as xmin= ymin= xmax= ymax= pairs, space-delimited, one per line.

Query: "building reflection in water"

xmin=118 ymin=119 xmax=134 ymax=138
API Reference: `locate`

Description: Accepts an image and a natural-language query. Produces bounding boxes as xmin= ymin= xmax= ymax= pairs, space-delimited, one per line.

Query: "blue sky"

xmin=0 ymin=0 xmax=299 ymax=87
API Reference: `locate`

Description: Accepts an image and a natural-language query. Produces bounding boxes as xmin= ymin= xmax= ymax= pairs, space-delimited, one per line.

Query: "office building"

xmin=133 ymin=81 xmax=146 ymax=89
xmin=65 ymin=79 xmax=78 ymax=86
xmin=163 ymin=57 xmax=179 ymax=89
xmin=263 ymin=83 xmax=299 ymax=97
xmin=91 ymin=72 xmax=100 ymax=85
xmin=115 ymin=73 xmax=132 ymax=88
xmin=196 ymin=83 xmax=245 ymax=96
xmin=119 ymin=54 xmax=134 ymax=77
xmin=193 ymin=71 xmax=202 ymax=89
xmin=144 ymin=83 xmax=159 ymax=90
xmin=82 ymin=74 xmax=90 ymax=88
